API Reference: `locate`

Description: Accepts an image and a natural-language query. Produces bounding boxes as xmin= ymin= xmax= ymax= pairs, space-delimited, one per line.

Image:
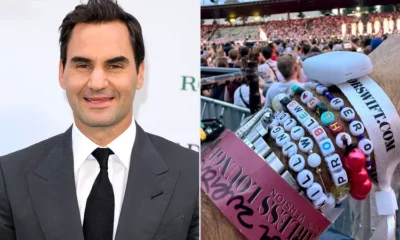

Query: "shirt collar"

xmin=72 ymin=120 xmax=136 ymax=173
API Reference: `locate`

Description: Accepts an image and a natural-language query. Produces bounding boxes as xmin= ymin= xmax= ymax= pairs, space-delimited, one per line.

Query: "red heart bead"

xmin=350 ymin=168 xmax=369 ymax=184
xmin=344 ymin=148 xmax=366 ymax=172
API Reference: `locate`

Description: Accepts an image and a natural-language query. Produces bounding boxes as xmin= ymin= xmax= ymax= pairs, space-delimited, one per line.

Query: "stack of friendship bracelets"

xmin=269 ymin=107 xmax=337 ymax=212
xmin=288 ymin=83 xmax=373 ymax=201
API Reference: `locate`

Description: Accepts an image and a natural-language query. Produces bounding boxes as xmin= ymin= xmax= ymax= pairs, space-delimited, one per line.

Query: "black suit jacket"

xmin=0 ymin=123 xmax=199 ymax=240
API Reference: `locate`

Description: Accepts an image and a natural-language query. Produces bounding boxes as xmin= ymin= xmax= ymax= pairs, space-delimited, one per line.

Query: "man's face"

xmin=59 ymin=21 xmax=144 ymax=128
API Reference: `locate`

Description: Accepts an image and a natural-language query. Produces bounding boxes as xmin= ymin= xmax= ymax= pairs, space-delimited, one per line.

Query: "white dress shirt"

xmin=72 ymin=121 xmax=136 ymax=240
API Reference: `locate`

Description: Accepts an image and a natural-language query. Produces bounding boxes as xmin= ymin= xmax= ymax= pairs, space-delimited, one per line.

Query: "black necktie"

xmin=83 ymin=148 xmax=115 ymax=240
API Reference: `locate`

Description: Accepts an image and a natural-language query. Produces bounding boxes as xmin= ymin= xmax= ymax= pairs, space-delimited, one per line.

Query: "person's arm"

xmin=258 ymin=76 xmax=266 ymax=90
xmin=0 ymin=161 xmax=16 ymax=240
xmin=224 ymin=85 xmax=233 ymax=103
xmin=186 ymin=193 xmax=199 ymax=240
xmin=263 ymin=86 xmax=273 ymax=109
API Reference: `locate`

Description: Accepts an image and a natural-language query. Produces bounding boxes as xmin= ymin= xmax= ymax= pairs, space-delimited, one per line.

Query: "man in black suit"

xmin=0 ymin=0 xmax=198 ymax=239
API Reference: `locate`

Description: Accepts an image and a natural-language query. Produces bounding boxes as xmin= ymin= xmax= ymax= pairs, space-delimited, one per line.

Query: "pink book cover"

xmin=201 ymin=130 xmax=331 ymax=240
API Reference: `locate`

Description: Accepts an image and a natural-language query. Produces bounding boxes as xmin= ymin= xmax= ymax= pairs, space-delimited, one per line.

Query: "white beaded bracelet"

xmin=276 ymin=94 xmax=350 ymax=204
xmin=272 ymin=109 xmax=335 ymax=210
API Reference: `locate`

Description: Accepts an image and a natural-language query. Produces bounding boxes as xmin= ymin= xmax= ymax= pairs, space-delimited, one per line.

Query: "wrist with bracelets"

xmin=289 ymin=84 xmax=373 ymax=200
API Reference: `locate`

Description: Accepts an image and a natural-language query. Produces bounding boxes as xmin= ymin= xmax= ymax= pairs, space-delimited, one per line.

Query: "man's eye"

xmin=108 ymin=64 xmax=123 ymax=69
xmin=77 ymin=64 xmax=91 ymax=69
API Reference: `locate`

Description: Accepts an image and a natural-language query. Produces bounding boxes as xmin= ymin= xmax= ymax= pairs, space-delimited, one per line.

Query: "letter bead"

xmin=321 ymin=111 xmax=335 ymax=126
xmin=276 ymin=133 xmax=290 ymax=147
xmin=316 ymin=85 xmax=328 ymax=95
xmin=298 ymin=137 xmax=314 ymax=153
xmin=306 ymin=182 xmax=324 ymax=201
xmin=297 ymin=111 xmax=311 ymax=126
xmin=325 ymin=153 xmax=343 ymax=172
xmin=335 ymin=132 xmax=352 ymax=149
xmin=289 ymin=154 xmax=306 ymax=172
xmin=290 ymin=126 xmax=305 ymax=141
xmin=282 ymin=142 xmax=298 ymax=157
xmin=307 ymin=97 xmax=320 ymax=110
xmin=319 ymin=194 xmax=336 ymax=212
xmin=330 ymin=98 xmax=344 ymax=111
xmin=283 ymin=118 xmax=297 ymax=131
xmin=318 ymin=138 xmax=335 ymax=157
xmin=332 ymin=169 xmax=349 ymax=187
xmin=304 ymin=117 xmax=319 ymax=133
xmin=307 ymin=153 xmax=322 ymax=168
xmin=313 ymin=193 xmax=328 ymax=209
xmin=271 ymin=126 xmax=284 ymax=139
xmin=358 ymin=138 xmax=374 ymax=155
xmin=340 ymin=107 xmax=355 ymax=122
xmin=297 ymin=169 xmax=314 ymax=188
xmin=278 ymin=113 xmax=290 ymax=125
xmin=311 ymin=126 xmax=328 ymax=142
xmin=329 ymin=120 xmax=344 ymax=136
xmin=349 ymin=120 xmax=365 ymax=136
xmin=287 ymin=101 xmax=300 ymax=115
xmin=301 ymin=91 xmax=313 ymax=104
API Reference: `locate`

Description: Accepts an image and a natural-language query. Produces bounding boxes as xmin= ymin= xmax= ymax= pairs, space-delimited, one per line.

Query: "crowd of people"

xmin=201 ymin=11 xmax=399 ymax=42
xmin=201 ymin=25 xmax=218 ymax=41
xmin=201 ymin=19 xmax=392 ymax=111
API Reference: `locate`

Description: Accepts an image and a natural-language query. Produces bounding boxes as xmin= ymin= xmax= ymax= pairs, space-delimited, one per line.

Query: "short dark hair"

xmin=302 ymin=44 xmax=311 ymax=55
xmin=311 ymin=39 xmax=317 ymax=45
xmin=261 ymin=46 xmax=273 ymax=60
xmin=239 ymin=46 xmax=250 ymax=58
xmin=328 ymin=41 xmax=334 ymax=50
xmin=59 ymin=0 xmax=145 ymax=71
xmin=310 ymin=46 xmax=321 ymax=53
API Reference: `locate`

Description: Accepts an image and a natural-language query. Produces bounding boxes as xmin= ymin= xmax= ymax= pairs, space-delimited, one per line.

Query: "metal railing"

xmin=201 ymin=96 xmax=250 ymax=131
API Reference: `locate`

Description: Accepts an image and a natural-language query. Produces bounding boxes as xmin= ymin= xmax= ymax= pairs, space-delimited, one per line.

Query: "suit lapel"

xmin=26 ymin=126 xmax=84 ymax=240
xmin=115 ymin=123 xmax=180 ymax=240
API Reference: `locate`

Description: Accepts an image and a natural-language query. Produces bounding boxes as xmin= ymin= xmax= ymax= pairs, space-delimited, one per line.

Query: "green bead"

xmin=293 ymin=85 xmax=305 ymax=96
xmin=321 ymin=111 xmax=335 ymax=126
xmin=315 ymin=102 xmax=327 ymax=117
xmin=201 ymin=122 xmax=204 ymax=128
xmin=291 ymin=84 xmax=299 ymax=92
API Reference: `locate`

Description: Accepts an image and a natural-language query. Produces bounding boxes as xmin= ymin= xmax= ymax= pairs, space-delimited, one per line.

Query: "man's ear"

xmin=59 ymin=60 xmax=66 ymax=89
xmin=136 ymin=61 xmax=145 ymax=90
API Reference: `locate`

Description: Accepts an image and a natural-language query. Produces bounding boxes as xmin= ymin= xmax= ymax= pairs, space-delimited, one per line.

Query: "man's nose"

xmin=88 ymin=67 xmax=108 ymax=91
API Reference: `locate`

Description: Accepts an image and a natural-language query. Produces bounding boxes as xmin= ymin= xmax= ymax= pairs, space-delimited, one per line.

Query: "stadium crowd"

xmin=201 ymin=11 xmax=398 ymax=111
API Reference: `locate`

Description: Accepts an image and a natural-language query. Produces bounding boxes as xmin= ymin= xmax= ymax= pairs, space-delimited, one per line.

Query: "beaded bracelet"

xmin=275 ymin=94 xmax=350 ymax=204
xmin=291 ymin=84 xmax=372 ymax=200
xmin=315 ymin=84 xmax=374 ymax=173
xmin=271 ymin=105 xmax=336 ymax=210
